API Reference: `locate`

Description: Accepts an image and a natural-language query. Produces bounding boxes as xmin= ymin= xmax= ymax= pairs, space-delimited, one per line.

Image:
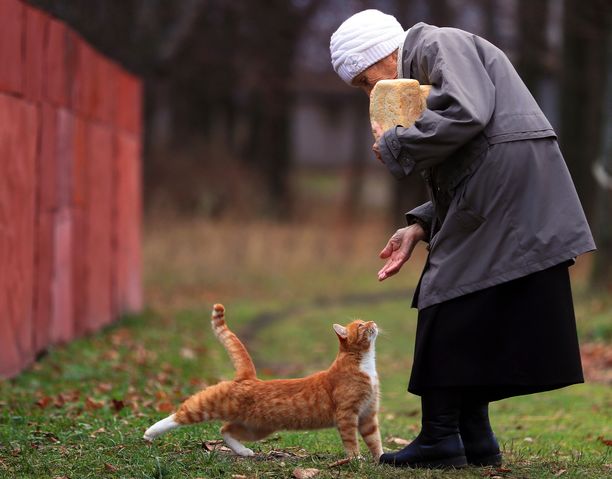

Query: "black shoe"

xmin=379 ymin=391 xmax=468 ymax=469
xmin=459 ymin=401 xmax=502 ymax=467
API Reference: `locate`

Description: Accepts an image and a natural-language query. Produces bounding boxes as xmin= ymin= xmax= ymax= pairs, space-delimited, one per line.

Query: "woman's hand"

xmin=371 ymin=121 xmax=384 ymax=163
xmin=378 ymin=224 xmax=426 ymax=281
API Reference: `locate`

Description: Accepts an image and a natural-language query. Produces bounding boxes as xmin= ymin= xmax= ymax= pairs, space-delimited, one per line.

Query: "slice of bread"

xmin=369 ymin=79 xmax=430 ymax=140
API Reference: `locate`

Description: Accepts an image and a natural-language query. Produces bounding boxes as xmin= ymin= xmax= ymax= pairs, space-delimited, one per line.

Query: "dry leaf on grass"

xmin=89 ymin=427 xmax=106 ymax=438
xmin=35 ymin=396 xmax=53 ymax=409
xmin=111 ymin=398 xmax=125 ymax=412
xmin=267 ymin=449 xmax=303 ymax=458
xmin=231 ymin=475 xmax=248 ymax=479
xmin=386 ymin=436 xmax=410 ymax=446
xmin=598 ymin=436 xmax=612 ymax=447
xmin=202 ymin=440 xmax=232 ymax=453
xmin=293 ymin=467 xmax=320 ymax=479
xmin=156 ymin=401 xmax=174 ymax=413
xmin=85 ymin=397 xmax=104 ymax=411
xmin=104 ymin=463 xmax=118 ymax=472
xmin=328 ymin=457 xmax=352 ymax=468
xmin=554 ymin=469 xmax=567 ymax=476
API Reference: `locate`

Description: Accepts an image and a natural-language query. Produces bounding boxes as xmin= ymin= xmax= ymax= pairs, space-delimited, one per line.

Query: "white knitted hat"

xmin=330 ymin=9 xmax=405 ymax=85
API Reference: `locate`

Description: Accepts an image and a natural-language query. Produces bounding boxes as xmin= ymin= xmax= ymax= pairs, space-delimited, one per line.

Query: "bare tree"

xmin=560 ymin=0 xmax=610 ymax=219
xmin=516 ymin=0 xmax=549 ymax=98
xmin=591 ymin=31 xmax=612 ymax=289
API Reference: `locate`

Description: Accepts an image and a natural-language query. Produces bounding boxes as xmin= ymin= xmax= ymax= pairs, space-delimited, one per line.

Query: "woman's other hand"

xmin=371 ymin=121 xmax=384 ymax=163
xmin=378 ymin=224 xmax=426 ymax=281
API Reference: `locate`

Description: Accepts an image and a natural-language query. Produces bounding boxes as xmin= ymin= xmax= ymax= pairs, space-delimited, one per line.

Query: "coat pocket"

xmin=452 ymin=206 xmax=486 ymax=232
xmin=427 ymin=205 xmax=485 ymax=253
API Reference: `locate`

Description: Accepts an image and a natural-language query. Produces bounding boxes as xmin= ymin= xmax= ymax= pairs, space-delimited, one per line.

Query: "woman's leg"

xmin=379 ymin=388 xmax=467 ymax=468
xmin=459 ymin=394 xmax=502 ymax=466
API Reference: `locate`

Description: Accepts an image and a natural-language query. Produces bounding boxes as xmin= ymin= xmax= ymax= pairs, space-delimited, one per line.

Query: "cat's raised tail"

xmin=211 ymin=304 xmax=257 ymax=381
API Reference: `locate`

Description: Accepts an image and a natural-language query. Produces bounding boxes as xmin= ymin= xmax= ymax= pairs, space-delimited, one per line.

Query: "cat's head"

xmin=333 ymin=320 xmax=378 ymax=352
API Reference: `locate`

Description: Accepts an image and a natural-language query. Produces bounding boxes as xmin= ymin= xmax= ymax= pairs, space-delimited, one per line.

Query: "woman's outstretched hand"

xmin=378 ymin=224 xmax=426 ymax=281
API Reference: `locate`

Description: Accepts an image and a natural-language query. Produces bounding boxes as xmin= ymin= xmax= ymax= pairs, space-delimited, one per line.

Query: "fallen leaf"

xmin=104 ymin=463 xmax=118 ymax=472
xmin=35 ymin=396 xmax=52 ymax=409
xmin=328 ymin=458 xmax=352 ymax=468
xmin=598 ymin=436 xmax=612 ymax=447
xmin=54 ymin=394 xmax=66 ymax=408
xmin=111 ymin=398 xmax=125 ymax=412
xmin=202 ymin=440 xmax=232 ymax=453
xmin=85 ymin=397 xmax=104 ymax=411
xmin=231 ymin=475 xmax=248 ymax=479
xmin=89 ymin=427 xmax=106 ymax=438
xmin=554 ymin=469 xmax=567 ymax=476
xmin=180 ymin=347 xmax=196 ymax=360
xmin=267 ymin=449 xmax=301 ymax=458
xmin=293 ymin=467 xmax=320 ymax=479
xmin=156 ymin=401 xmax=174 ymax=413
xmin=95 ymin=382 xmax=113 ymax=394
xmin=386 ymin=436 xmax=410 ymax=446
xmin=523 ymin=437 xmax=534 ymax=442
xmin=496 ymin=468 xmax=512 ymax=473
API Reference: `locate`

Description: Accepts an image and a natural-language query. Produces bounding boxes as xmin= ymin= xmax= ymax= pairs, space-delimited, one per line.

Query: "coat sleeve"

xmin=405 ymin=201 xmax=434 ymax=238
xmin=378 ymin=29 xmax=496 ymax=179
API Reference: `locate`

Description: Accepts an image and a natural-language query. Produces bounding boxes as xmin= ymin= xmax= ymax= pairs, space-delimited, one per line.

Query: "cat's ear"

xmin=333 ymin=324 xmax=348 ymax=339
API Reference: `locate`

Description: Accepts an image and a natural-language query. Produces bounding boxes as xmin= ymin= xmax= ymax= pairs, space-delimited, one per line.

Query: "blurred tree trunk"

xmin=591 ymin=31 xmax=612 ymax=289
xmin=479 ymin=0 xmax=498 ymax=45
xmin=242 ymin=0 xmax=322 ymax=219
xmin=428 ymin=0 xmax=453 ymax=27
xmin=516 ymin=0 xmax=549 ymax=98
xmin=560 ymin=0 xmax=609 ymax=219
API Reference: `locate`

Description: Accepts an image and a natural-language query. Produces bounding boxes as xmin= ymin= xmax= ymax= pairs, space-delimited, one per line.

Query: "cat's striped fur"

xmin=143 ymin=304 xmax=383 ymax=461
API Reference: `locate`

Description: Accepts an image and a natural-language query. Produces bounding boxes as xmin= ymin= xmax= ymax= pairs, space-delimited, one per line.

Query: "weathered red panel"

xmin=24 ymin=6 xmax=47 ymax=102
xmin=71 ymin=116 xmax=88 ymax=336
xmin=33 ymin=211 xmax=53 ymax=353
xmin=114 ymin=133 xmax=143 ymax=313
xmin=85 ymin=123 xmax=114 ymax=331
xmin=94 ymin=56 xmax=116 ymax=124
xmin=31 ymin=87 xmax=52 ymax=355
xmin=73 ymin=41 xmax=100 ymax=118
xmin=51 ymin=209 xmax=74 ymax=343
xmin=44 ymin=19 xmax=68 ymax=107
xmin=39 ymin=104 xmax=58 ymax=212
xmin=57 ymin=108 xmax=74 ymax=207
xmin=71 ymin=207 xmax=87 ymax=337
xmin=0 ymin=0 xmax=24 ymax=95
xmin=0 ymin=94 xmax=38 ymax=377
xmin=116 ymin=71 xmax=142 ymax=134
xmin=72 ymin=114 xmax=87 ymax=207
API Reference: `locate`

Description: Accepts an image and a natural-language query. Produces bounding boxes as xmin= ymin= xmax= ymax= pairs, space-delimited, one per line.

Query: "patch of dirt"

xmin=581 ymin=342 xmax=612 ymax=384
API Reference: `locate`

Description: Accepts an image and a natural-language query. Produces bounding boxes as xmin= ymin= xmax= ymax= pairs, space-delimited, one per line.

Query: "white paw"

xmin=236 ymin=447 xmax=255 ymax=457
xmin=143 ymin=433 xmax=154 ymax=442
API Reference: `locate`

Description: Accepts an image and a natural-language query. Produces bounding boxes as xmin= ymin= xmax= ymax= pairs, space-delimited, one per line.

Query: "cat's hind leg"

xmin=220 ymin=423 xmax=271 ymax=457
xmin=143 ymin=414 xmax=181 ymax=441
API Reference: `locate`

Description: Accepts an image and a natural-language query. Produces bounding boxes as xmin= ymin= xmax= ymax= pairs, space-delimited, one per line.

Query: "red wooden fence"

xmin=0 ymin=0 xmax=143 ymax=378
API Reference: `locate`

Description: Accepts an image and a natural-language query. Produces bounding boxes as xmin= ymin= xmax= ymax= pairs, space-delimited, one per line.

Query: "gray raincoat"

xmin=377 ymin=23 xmax=596 ymax=310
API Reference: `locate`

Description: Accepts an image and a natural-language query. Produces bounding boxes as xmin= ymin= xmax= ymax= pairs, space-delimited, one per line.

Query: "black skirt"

xmin=408 ymin=261 xmax=584 ymax=401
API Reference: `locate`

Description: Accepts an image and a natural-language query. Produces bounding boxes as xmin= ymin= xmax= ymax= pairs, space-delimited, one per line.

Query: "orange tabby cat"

xmin=143 ymin=304 xmax=383 ymax=461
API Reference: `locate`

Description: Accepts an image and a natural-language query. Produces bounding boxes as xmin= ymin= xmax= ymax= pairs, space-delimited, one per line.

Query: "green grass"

xmin=1 ymin=220 xmax=611 ymax=478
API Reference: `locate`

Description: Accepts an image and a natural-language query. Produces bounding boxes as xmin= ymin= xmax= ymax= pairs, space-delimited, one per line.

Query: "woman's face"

xmin=351 ymin=51 xmax=398 ymax=96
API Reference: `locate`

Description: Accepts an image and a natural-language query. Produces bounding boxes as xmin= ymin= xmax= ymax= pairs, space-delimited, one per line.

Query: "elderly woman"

xmin=330 ymin=10 xmax=595 ymax=469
